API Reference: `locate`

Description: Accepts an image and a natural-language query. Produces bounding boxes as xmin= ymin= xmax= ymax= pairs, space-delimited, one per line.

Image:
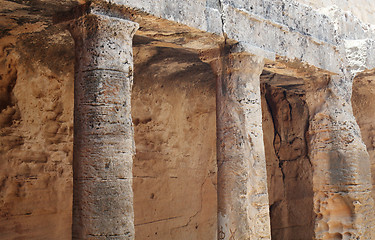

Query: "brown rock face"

xmin=352 ymin=71 xmax=375 ymax=222
xmin=305 ymin=75 xmax=375 ymax=239
xmin=0 ymin=28 xmax=74 ymax=239
xmin=131 ymin=44 xmax=217 ymax=239
xmin=0 ymin=28 xmax=219 ymax=239
xmin=1 ymin=1 xmax=375 ymax=238
xmin=352 ymin=70 xmax=375 ymax=208
xmin=261 ymin=81 xmax=314 ymax=239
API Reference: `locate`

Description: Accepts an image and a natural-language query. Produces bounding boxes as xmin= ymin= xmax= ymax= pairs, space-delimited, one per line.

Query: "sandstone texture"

xmin=261 ymin=79 xmax=313 ymax=239
xmin=0 ymin=28 xmax=74 ymax=239
xmin=352 ymin=70 xmax=375 ymax=209
xmin=1 ymin=0 xmax=375 ymax=240
xmin=305 ymin=74 xmax=374 ymax=239
xmin=132 ymin=43 xmax=217 ymax=240
xmin=132 ymin=42 xmax=217 ymax=239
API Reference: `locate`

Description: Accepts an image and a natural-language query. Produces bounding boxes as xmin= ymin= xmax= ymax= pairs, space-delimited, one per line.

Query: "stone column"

xmin=214 ymin=48 xmax=271 ymax=240
xmin=69 ymin=13 xmax=139 ymax=239
xmin=305 ymin=75 xmax=375 ymax=239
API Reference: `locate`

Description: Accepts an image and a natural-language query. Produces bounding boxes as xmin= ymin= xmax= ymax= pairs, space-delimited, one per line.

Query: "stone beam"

xmin=53 ymin=0 xmax=375 ymax=75
xmin=102 ymin=0 xmax=375 ymax=74
xmin=213 ymin=46 xmax=271 ymax=239
xmin=305 ymin=74 xmax=375 ymax=239
xmin=68 ymin=12 xmax=138 ymax=239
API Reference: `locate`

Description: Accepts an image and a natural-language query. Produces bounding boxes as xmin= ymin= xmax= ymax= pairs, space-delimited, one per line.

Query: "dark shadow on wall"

xmin=260 ymin=72 xmax=314 ymax=240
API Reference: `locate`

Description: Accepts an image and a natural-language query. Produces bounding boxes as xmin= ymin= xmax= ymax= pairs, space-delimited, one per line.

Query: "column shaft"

xmin=69 ymin=14 xmax=138 ymax=239
xmin=305 ymin=75 xmax=375 ymax=239
xmin=215 ymin=50 xmax=271 ymax=240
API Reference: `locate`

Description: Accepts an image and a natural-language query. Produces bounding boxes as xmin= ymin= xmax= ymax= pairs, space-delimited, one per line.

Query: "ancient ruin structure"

xmin=1 ymin=0 xmax=375 ymax=239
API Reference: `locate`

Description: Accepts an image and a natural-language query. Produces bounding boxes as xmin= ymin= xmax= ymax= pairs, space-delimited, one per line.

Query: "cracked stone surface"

xmin=352 ymin=69 xmax=375 ymax=204
xmin=261 ymin=79 xmax=313 ymax=239
xmin=296 ymin=0 xmax=375 ymax=25
xmin=1 ymin=0 xmax=375 ymax=240
xmin=0 ymin=26 xmax=74 ymax=239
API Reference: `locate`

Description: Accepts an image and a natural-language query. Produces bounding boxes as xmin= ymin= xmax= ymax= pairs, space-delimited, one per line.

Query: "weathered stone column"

xmin=69 ymin=13 xmax=138 ymax=239
xmin=214 ymin=48 xmax=271 ymax=240
xmin=305 ymin=75 xmax=375 ymax=239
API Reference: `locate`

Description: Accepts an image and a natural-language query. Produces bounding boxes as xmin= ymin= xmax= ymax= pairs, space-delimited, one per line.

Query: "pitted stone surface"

xmin=2 ymin=0 xmax=375 ymax=73
xmin=0 ymin=28 xmax=75 ymax=240
xmin=305 ymin=75 xmax=375 ymax=239
xmin=69 ymin=13 xmax=139 ymax=239
xmin=69 ymin=14 xmax=138 ymax=72
xmin=214 ymin=50 xmax=271 ymax=240
xmin=261 ymin=80 xmax=314 ymax=239
xmin=296 ymin=0 xmax=375 ymax=25
xmin=1 ymin=0 xmax=375 ymax=239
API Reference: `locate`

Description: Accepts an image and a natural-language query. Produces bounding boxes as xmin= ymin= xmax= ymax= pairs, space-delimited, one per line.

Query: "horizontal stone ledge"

xmin=93 ymin=0 xmax=374 ymax=74
xmin=222 ymin=4 xmax=343 ymax=74
xmin=107 ymin=0 xmax=375 ymax=40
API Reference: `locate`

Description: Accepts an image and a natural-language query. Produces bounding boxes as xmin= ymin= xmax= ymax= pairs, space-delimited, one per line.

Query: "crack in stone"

xmin=135 ymin=216 xmax=182 ymax=227
xmin=217 ymin=0 xmax=227 ymax=43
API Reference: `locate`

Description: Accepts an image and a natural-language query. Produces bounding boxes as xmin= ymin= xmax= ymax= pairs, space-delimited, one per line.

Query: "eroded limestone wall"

xmin=0 ymin=29 xmax=219 ymax=239
xmin=261 ymin=82 xmax=313 ymax=240
xmin=305 ymin=74 xmax=375 ymax=239
xmin=131 ymin=43 xmax=217 ymax=240
xmin=0 ymin=28 xmax=74 ymax=239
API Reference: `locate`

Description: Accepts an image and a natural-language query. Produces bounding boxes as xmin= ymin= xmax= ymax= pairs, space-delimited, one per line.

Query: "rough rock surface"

xmin=352 ymin=70 xmax=375 ymax=204
xmin=261 ymin=80 xmax=313 ymax=240
xmin=0 ymin=28 xmax=74 ymax=239
xmin=69 ymin=13 xmax=139 ymax=239
xmin=214 ymin=51 xmax=271 ymax=240
xmin=132 ymin=43 xmax=217 ymax=240
xmin=0 ymin=29 xmax=220 ymax=240
xmin=296 ymin=0 xmax=375 ymax=24
xmin=1 ymin=0 xmax=375 ymax=239
xmin=305 ymin=75 xmax=375 ymax=239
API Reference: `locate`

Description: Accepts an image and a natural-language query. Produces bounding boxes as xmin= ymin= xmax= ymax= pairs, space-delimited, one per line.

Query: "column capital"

xmin=231 ymin=42 xmax=275 ymax=62
xmin=68 ymin=13 xmax=139 ymax=72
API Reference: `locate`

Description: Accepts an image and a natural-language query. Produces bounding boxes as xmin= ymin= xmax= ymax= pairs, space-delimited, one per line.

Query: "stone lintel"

xmin=102 ymin=0 xmax=375 ymax=75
